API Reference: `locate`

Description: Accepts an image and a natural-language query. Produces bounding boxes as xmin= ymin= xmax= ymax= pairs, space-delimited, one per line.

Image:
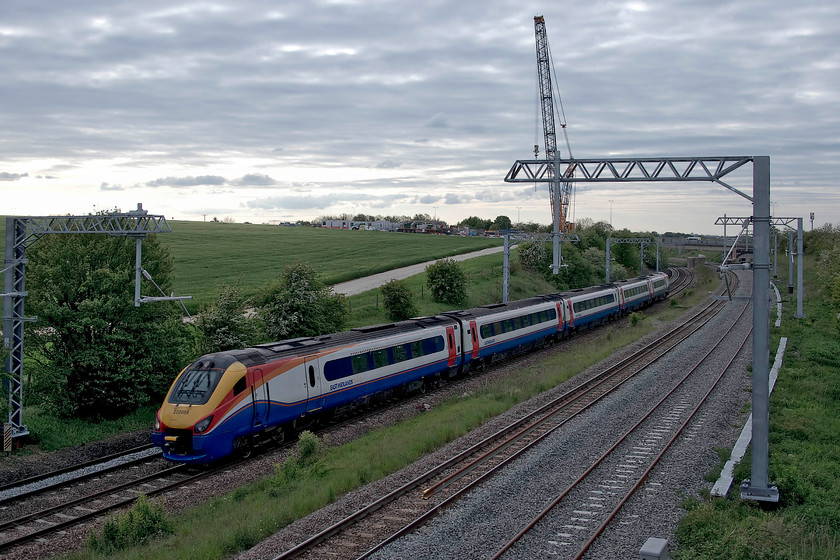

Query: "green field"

xmin=159 ymin=221 xmax=501 ymax=311
xmin=0 ymin=217 xmax=502 ymax=312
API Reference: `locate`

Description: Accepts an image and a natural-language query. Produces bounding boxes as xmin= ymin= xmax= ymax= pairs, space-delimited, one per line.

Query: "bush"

xmin=87 ymin=494 xmax=173 ymax=553
xmin=518 ymin=240 xmax=549 ymax=272
xmin=381 ymin=279 xmax=418 ymax=321
xmin=196 ymin=281 xmax=258 ymax=354
xmin=259 ymin=263 xmax=349 ymax=340
xmin=425 ymin=258 xmax=468 ymax=305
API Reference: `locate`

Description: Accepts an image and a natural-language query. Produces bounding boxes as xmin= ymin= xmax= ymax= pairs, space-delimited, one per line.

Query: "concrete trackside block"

xmin=640 ymin=537 xmax=669 ymax=559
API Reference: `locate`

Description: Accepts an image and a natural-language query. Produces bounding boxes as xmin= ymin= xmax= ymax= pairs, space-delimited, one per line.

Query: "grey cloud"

xmin=424 ymin=113 xmax=449 ymax=128
xmin=146 ymin=176 xmax=228 ymax=187
xmin=232 ymin=173 xmax=276 ymax=186
xmin=100 ymin=182 xmax=125 ymax=191
xmin=0 ymin=172 xmax=28 ymax=181
xmin=1 ymin=1 xmax=838 ymax=231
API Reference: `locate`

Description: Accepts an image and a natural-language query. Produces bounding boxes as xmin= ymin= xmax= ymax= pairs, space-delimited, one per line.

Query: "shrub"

xmin=425 ymin=258 xmax=468 ymax=305
xmin=87 ymin=494 xmax=173 ymax=553
xmin=259 ymin=263 xmax=349 ymax=340
xmin=518 ymin=240 xmax=549 ymax=272
xmin=381 ymin=279 xmax=419 ymax=321
xmin=196 ymin=281 xmax=258 ymax=354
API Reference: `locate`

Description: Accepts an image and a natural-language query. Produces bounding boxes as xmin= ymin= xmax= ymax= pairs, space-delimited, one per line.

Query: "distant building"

xmin=320 ymin=219 xmax=401 ymax=231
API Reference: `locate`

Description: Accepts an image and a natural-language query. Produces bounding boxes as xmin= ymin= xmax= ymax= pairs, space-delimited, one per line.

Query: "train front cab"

xmin=152 ymin=351 xmax=305 ymax=464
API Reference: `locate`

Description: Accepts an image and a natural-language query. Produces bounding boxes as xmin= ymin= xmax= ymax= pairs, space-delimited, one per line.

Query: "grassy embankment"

xmin=65 ymin=269 xmax=721 ymax=560
xmin=674 ymin=255 xmax=840 ymax=559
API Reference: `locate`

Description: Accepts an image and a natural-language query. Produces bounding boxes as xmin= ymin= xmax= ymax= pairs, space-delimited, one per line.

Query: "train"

xmin=151 ymin=272 xmax=670 ymax=463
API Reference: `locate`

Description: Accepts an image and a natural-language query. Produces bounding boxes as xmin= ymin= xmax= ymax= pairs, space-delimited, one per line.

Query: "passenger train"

xmin=151 ymin=272 xmax=670 ymax=463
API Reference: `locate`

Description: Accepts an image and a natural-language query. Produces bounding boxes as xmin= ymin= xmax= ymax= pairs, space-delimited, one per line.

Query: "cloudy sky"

xmin=2 ymin=0 xmax=838 ymax=234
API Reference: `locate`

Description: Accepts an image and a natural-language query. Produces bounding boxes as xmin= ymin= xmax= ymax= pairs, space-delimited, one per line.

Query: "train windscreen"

xmin=168 ymin=356 xmax=236 ymax=405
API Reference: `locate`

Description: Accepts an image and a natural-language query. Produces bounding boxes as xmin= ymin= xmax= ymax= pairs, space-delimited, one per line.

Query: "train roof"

xmin=228 ymin=315 xmax=459 ymax=365
xmin=445 ymin=294 xmax=561 ymax=319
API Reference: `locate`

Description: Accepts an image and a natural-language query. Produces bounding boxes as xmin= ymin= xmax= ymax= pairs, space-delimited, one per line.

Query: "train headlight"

xmin=194 ymin=415 xmax=213 ymax=434
xmin=154 ymin=415 xmax=161 ymax=431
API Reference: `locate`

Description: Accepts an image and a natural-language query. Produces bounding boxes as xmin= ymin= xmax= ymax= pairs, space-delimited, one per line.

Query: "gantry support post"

xmin=3 ymin=219 xmax=29 ymax=438
xmin=795 ymin=218 xmax=805 ymax=318
xmin=788 ymin=230 xmax=795 ymax=294
xmin=740 ymin=155 xmax=779 ymax=502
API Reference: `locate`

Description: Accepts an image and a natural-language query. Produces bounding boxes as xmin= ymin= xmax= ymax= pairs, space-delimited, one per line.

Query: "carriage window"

xmin=411 ymin=341 xmax=423 ymax=358
xmin=351 ymin=354 xmax=370 ymax=374
xmin=372 ymin=349 xmax=389 ymax=368
xmin=308 ymin=366 xmax=316 ymax=387
xmin=393 ymin=344 xmax=408 ymax=363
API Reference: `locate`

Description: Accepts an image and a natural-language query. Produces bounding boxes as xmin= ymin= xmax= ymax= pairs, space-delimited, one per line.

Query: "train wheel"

xmin=233 ymin=437 xmax=253 ymax=459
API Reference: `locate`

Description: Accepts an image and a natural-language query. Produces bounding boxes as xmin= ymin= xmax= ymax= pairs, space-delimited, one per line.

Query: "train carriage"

xmin=564 ymin=284 xmax=621 ymax=330
xmin=152 ymin=316 xmax=462 ymax=463
xmin=152 ymin=273 xmax=673 ymax=464
xmin=616 ymin=276 xmax=655 ymax=312
xmin=444 ymin=295 xmax=567 ymax=369
xmin=650 ymin=272 xmax=670 ymax=300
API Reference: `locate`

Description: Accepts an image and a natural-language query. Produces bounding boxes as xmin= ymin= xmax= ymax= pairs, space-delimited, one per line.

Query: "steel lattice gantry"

xmin=605 ymin=238 xmax=656 ymax=283
xmin=715 ymin=215 xmax=805 ymax=319
xmin=506 ymin=155 xmax=779 ymax=502
xmin=2 ymin=205 xmax=171 ymax=439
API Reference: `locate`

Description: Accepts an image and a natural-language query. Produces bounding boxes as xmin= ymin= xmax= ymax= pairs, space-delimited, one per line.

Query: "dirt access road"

xmin=331 ymin=246 xmax=504 ymax=296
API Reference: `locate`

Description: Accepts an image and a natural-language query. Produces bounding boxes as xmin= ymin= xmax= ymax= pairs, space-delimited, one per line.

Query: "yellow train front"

xmin=151 ymin=349 xmax=303 ymax=464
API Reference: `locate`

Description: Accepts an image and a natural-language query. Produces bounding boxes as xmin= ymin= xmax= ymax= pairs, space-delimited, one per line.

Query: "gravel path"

xmin=331 ymin=246 xmax=504 ymax=296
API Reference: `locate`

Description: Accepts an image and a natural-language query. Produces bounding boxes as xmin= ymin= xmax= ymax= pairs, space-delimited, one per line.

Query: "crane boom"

xmin=534 ymin=15 xmax=573 ymax=231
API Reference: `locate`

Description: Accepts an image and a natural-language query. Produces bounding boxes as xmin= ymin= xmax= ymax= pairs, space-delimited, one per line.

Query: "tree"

xmin=195 ymin=282 xmax=258 ymax=354
xmin=492 ymin=215 xmax=512 ymax=231
xmin=25 ymin=234 xmax=190 ymax=420
xmin=425 ymin=258 xmax=468 ymax=305
xmin=519 ymin=240 xmax=549 ymax=272
xmin=259 ymin=263 xmax=349 ymax=340
xmin=381 ymin=279 xmax=419 ymax=321
xmin=459 ymin=216 xmax=492 ymax=230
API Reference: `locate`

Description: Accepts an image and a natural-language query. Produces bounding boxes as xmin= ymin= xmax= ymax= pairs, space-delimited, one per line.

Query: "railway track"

xmin=269 ymin=270 xmax=732 ymax=560
xmin=491 ymin=284 xmax=751 ymax=559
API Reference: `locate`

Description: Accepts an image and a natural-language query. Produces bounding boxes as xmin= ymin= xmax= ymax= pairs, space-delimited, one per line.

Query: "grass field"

xmin=130 ymin=221 xmax=501 ymax=312
xmin=0 ymin=218 xmax=502 ymax=312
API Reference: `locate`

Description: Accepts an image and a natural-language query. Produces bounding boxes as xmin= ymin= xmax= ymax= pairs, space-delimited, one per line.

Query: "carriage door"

xmin=303 ymin=356 xmax=324 ymax=414
xmin=446 ymin=326 xmax=458 ymax=368
xmin=469 ymin=320 xmax=480 ymax=360
xmin=251 ymin=368 xmax=269 ymax=428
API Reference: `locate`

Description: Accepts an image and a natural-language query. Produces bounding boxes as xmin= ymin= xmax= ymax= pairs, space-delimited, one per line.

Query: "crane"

xmin=534 ymin=15 xmax=575 ymax=232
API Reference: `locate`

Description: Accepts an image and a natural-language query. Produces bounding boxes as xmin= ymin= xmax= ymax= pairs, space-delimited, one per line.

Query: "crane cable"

xmin=544 ymin=32 xmax=575 ymax=226
xmin=545 ymin=36 xmax=573 ymax=161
